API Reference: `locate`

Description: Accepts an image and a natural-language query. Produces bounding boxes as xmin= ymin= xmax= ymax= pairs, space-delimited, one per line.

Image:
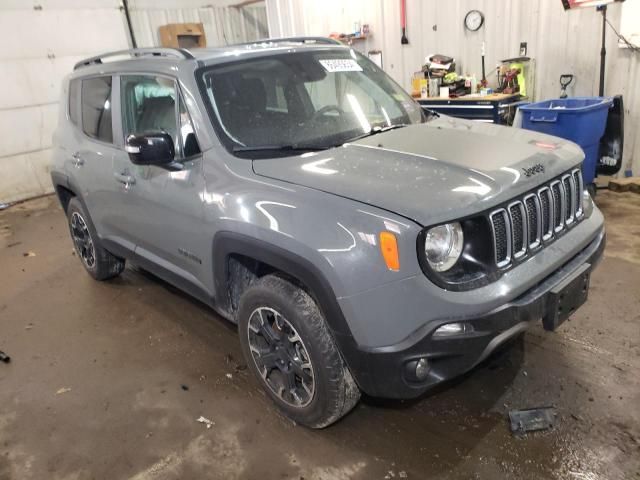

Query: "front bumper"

xmin=342 ymin=228 xmax=605 ymax=399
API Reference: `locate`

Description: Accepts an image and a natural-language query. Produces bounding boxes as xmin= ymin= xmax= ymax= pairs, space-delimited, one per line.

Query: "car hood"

xmin=251 ymin=117 xmax=584 ymax=226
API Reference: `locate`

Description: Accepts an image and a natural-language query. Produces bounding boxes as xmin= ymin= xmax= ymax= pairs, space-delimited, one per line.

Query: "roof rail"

xmin=73 ymin=48 xmax=195 ymax=70
xmin=271 ymin=36 xmax=342 ymax=45
xmin=231 ymin=36 xmax=343 ymax=47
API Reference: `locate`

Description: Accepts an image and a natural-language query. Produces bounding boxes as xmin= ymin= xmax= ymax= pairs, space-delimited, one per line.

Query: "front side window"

xmin=198 ymin=49 xmax=425 ymax=157
xmin=121 ymin=75 xmax=177 ymax=145
xmin=121 ymin=75 xmax=200 ymax=159
xmin=81 ymin=76 xmax=113 ymax=143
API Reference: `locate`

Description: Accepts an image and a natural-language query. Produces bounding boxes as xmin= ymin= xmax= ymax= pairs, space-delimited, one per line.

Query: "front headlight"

xmin=424 ymin=222 xmax=464 ymax=272
xmin=583 ymin=189 xmax=594 ymax=217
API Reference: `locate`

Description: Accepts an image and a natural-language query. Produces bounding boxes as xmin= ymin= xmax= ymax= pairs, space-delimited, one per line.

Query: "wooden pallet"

xmin=608 ymin=177 xmax=640 ymax=194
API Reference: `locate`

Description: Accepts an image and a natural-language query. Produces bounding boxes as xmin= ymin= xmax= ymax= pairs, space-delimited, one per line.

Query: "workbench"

xmin=417 ymin=93 xmax=522 ymax=124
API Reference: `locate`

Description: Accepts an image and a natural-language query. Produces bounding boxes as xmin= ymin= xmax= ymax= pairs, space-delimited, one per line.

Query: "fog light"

xmin=415 ymin=358 xmax=430 ymax=381
xmin=433 ymin=322 xmax=473 ymax=337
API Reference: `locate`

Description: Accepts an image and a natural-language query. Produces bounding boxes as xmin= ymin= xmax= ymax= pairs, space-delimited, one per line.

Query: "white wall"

xmin=621 ymin=0 xmax=640 ymax=46
xmin=267 ymin=0 xmax=640 ymax=176
xmin=1 ymin=0 xmax=635 ymax=204
xmin=128 ymin=0 xmax=269 ymax=48
xmin=0 ymin=0 xmax=129 ymax=204
xmin=0 ymin=0 xmax=268 ymax=204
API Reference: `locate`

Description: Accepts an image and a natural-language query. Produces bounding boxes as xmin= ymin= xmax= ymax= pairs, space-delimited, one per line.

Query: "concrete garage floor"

xmin=0 ymin=192 xmax=639 ymax=480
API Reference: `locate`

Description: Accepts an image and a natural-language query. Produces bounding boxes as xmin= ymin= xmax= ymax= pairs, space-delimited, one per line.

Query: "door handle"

xmin=72 ymin=152 xmax=84 ymax=167
xmin=114 ymin=172 xmax=136 ymax=188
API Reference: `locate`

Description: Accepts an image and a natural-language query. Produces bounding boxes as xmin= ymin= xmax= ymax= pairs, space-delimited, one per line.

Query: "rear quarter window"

xmin=68 ymin=79 xmax=80 ymax=125
xmin=81 ymin=76 xmax=113 ymax=143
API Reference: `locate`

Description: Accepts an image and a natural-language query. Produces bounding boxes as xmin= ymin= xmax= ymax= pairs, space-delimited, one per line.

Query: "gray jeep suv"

xmin=51 ymin=38 xmax=605 ymax=428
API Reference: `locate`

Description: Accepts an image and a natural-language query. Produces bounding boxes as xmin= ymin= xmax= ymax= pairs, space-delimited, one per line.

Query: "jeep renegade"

xmin=51 ymin=38 xmax=605 ymax=428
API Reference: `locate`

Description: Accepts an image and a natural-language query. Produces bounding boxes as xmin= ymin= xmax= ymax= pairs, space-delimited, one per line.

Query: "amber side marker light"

xmin=379 ymin=231 xmax=400 ymax=271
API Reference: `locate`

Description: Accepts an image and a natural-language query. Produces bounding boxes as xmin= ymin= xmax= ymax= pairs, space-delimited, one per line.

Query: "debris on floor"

xmin=224 ymin=352 xmax=247 ymax=372
xmin=385 ymin=469 xmax=408 ymax=479
xmin=180 ymin=384 xmax=189 ymax=391
xmin=0 ymin=203 xmax=9 ymax=210
xmin=225 ymin=373 xmax=233 ymax=379
xmin=508 ymin=407 xmax=556 ymax=435
xmin=23 ymin=251 xmax=36 ymax=257
xmin=0 ymin=350 xmax=10 ymax=363
xmin=56 ymin=387 xmax=72 ymax=395
xmin=196 ymin=416 xmax=215 ymax=429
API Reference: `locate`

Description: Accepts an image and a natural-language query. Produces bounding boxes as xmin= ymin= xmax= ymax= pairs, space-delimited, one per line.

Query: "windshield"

xmin=198 ymin=48 xmax=426 ymax=157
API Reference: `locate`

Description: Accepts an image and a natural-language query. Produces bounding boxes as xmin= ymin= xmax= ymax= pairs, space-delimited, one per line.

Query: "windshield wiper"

xmin=346 ymin=124 xmax=410 ymax=143
xmin=233 ymin=144 xmax=330 ymax=153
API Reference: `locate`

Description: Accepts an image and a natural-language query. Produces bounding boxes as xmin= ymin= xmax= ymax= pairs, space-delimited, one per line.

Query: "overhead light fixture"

xmin=561 ymin=0 xmax=624 ymax=10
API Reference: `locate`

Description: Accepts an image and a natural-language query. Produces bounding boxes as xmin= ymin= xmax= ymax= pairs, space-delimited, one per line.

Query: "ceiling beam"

xmin=230 ymin=0 xmax=263 ymax=8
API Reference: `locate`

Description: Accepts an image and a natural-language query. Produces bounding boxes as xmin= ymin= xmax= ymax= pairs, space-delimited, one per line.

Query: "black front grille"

xmin=525 ymin=195 xmax=539 ymax=246
xmin=540 ymin=188 xmax=552 ymax=238
xmin=551 ymin=182 xmax=563 ymax=230
xmin=491 ymin=211 xmax=509 ymax=265
xmin=490 ymin=169 xmax=584 ymax=268
xmin=572 ymin=170 xmax=583 ymax=216
xmin=509 ymin=203 xmax=525 ymax=256
xmin=563 ymin=176 xmax=573 ymax=221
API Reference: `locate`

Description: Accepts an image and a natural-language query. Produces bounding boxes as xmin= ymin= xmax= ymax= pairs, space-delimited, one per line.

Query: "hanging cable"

xmin=605 ymin=17 xmax=640 ymax=53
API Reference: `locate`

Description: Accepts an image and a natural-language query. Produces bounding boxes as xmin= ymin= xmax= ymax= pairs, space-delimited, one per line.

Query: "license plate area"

xmin=542 ymin=263 xmax=591 ymax=331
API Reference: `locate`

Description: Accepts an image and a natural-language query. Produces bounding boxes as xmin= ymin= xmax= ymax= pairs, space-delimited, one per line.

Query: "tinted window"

xmin=81 ymin=77 xmax=113 ymax=143
xmin=68 ymin=79 xmax=80 ymax=125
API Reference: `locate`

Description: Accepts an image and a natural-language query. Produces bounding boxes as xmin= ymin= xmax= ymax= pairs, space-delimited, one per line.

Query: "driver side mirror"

xmin=125 ymin=132 xmax=182 ymax=171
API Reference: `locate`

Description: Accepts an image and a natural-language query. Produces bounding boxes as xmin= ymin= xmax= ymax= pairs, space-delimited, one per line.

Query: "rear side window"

xmin=68 ymin=79 xmax=80 ymax=125
xmin=81 ymin=77 xmax=113 ymax=143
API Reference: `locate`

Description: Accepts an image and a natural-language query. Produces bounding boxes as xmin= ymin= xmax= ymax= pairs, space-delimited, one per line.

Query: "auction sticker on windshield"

xmin=319 ymin=59 xmax=363 ymax=72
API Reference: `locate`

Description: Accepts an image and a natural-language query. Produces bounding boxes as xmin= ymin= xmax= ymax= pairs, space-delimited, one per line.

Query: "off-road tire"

xmin=67 ymin=198 xmax=125 ymax=281
xmin=238 ymin=274 xmax=360 ymax=428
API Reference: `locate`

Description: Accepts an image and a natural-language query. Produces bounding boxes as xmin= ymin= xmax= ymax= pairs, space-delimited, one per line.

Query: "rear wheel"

xmin=67 ymin=198 xmax=125 ymax=281
xmin=238 ymin=275 xmax=360 ymax=428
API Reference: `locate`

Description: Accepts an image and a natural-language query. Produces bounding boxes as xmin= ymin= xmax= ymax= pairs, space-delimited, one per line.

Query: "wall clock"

xmin=464 ymin=10 xmax=485 ymax=31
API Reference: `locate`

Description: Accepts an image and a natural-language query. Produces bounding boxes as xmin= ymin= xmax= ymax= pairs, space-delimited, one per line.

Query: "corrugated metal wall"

xmin=128 ymin=0 xmax=268 ymax=48
xmin=266 ymin=0 xmax=639 ymax=175
xmin=0 ymin=0 xmax=129 ymax=204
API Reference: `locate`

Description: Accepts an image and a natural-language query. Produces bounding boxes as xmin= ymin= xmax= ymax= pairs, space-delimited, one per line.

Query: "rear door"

xmin=109 ymin=74 xmax=209 ymax=297
xmin=67 ymin=75 xmax=123 ymax=246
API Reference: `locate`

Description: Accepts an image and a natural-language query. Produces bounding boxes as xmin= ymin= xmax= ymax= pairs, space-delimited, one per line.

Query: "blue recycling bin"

xmin=519 ymin=97 xmax=613 ymax=184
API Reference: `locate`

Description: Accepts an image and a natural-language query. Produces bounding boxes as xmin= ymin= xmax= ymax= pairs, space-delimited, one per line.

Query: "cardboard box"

xmin=159 ymin=23 xmax=206 ymax=49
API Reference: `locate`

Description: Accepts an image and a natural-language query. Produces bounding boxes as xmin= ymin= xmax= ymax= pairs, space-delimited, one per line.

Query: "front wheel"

xmin=238 ymin=275 xmax=360 ymax=428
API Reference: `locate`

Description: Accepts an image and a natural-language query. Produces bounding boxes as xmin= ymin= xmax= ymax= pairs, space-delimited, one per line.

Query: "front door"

xmin=110 ymin=74 xmax=209 ymax=298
